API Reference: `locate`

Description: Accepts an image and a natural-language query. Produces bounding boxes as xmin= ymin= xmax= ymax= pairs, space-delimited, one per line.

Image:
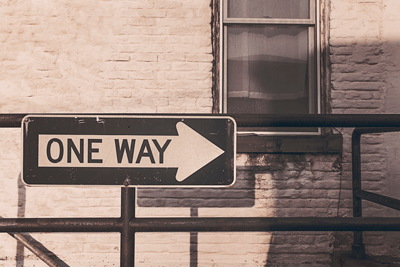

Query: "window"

xmin=221 ymin=0 xmax=320 ymax=134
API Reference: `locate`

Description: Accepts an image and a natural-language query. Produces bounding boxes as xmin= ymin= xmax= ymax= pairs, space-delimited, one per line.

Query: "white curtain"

xmin=227 ymin=25 xmax=309 ymax=101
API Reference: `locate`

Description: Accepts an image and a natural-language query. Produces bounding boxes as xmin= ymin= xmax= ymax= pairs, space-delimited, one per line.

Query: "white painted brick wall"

xmin=0 ymin=0 xmax=212 ymax=266
xmin=1 ymin=0 xmax=400 ymax=266
xmin=0 ymin=0 xmax=212 ymax=114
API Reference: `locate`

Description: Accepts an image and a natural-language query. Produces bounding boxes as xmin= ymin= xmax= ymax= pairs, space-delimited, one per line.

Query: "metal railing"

xmin=351 ymin=127 xmax=400 ymax=259
xmin=1 ymin=114 xmax=400 ymax=265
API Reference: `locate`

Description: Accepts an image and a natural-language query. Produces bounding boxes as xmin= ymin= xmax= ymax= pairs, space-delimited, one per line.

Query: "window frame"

xmin=220 ymin=0 xmax=321 ymax=136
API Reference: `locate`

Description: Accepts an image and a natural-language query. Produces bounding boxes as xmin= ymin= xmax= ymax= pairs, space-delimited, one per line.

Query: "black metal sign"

xmin=22 ymin=115 xmax=236 ymax=186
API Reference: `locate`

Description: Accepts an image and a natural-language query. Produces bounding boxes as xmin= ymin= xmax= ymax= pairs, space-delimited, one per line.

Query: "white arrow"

xmin=38 ymin=122 xmax=225 ymax=182
xmin=167 ymin=122 xmax=225 ymax=182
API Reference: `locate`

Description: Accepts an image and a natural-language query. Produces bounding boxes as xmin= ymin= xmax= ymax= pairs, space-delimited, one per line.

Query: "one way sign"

xmin=22 ymin=115 xmax=236 ymax=187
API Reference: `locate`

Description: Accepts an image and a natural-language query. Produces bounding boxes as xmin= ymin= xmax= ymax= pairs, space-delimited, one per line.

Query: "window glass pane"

xmin=227 ymin=25 xmax=311 ymax=115
xmin=227 ymin=0 xmax=310 ymax=19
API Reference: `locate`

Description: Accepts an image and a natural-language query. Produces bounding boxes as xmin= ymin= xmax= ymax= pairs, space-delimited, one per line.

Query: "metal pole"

xmin=190 ymin=208 xmax=198 ymax=267
xmin=121 ymin=187 xmax=135 ymax=267
xmin=352 ymin=130 xmax=365 ymax=259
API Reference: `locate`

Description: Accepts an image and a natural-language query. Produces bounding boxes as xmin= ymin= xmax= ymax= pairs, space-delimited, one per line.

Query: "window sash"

xmin=220 ymin=0 xmax=320 ymax=135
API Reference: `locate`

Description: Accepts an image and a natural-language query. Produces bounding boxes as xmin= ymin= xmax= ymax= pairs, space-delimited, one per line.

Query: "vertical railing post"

xmin=121 ymin=187 xmax=135 ymax=267
xmin=351 ymin=130 xmax=365 ymax=259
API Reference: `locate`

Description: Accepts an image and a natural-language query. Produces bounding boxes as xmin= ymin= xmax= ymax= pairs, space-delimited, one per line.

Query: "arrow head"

xmin=170 ymin=122 xmax=225 ymax=182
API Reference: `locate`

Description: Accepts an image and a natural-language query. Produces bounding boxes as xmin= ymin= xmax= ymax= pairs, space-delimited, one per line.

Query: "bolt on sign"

xmin=22 ymin=115 xmax=236 ymax=187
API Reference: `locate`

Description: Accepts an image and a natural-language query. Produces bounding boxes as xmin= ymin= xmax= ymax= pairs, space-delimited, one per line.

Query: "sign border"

xmin=22 ymin=114 xmax=237 ymax=188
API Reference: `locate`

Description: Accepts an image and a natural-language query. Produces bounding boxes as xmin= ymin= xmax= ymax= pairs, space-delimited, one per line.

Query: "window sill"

xmin=237 ymin=133 xmax=342 ymax=153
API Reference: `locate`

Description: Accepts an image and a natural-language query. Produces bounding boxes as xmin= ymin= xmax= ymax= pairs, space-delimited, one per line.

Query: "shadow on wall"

xmin=16 ymin=174 xmax=25 ymax=267
xmin=137 ymin=171 xmax=255 ymax=209
xmin=15 ymin=174 xmax=70 ymax=267
xmin=137 ymin=153 xmax=342 ymax=266
xmin=248 ymin=154 xmax=341 ymax=266
xmin=137 ymin=170 xmax=255 ymax=267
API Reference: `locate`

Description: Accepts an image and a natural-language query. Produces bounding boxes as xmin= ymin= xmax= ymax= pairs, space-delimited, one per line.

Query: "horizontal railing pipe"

xmin=0 ymin=114 xmax=26 ymax=127
xmin=233 ymin=114 xmax=400 ymax=128
xmin=353 ymin=127 xmax=400 ymax=135
xmin=0 ymin=218 xmax=121 ymax=232
xmin=1 ymin=217 xmax=400 ymax=233
xmin=4 ymin=114 xmax=400 ymax=128
xmin=129 ymin=217 xmax=400 ymax=232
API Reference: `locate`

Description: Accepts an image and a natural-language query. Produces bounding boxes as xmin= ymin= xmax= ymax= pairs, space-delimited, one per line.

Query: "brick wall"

xmin=0 ymin=0 xmax=212 ymax=266
xmin=1 ymin=0 xmax=400 ymax=266
xmin=0 ymin=0 xmax=212 ymax=114
xmin=330 ymin=0 xmax=400 ymax=258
